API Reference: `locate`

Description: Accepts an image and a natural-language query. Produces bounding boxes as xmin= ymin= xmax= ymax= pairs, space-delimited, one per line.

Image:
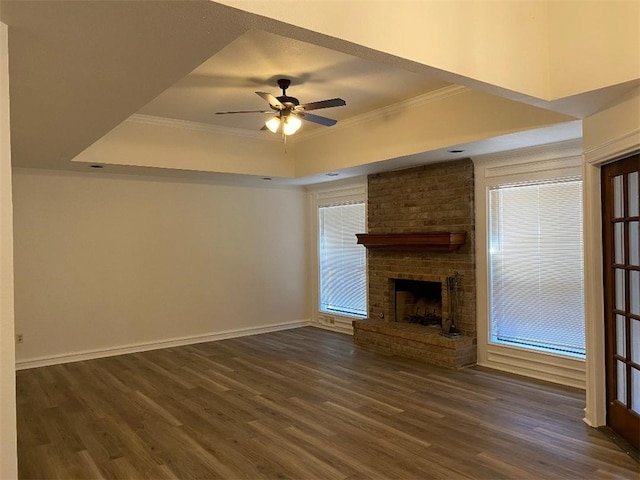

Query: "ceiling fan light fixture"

xmin=265 ymin=116 xmax=281 ymax=133
xmin=283 ymin=115 xmax=302 ymax=136
xmin=219 ymin=79 xmax=345 ymax=138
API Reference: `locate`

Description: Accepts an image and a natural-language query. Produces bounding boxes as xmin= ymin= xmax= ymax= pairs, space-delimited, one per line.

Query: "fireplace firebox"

xmin=393 ymin=279 xmax=443 ymax=326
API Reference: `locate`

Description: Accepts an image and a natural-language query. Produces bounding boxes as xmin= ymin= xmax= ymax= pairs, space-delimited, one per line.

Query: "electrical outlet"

xmin=16 ymin=333 xmax=24 ymax=344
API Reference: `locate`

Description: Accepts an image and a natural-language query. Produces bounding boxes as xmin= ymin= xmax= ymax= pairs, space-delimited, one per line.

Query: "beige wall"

xmin=0 ymin=20 xmax=17 ymax=480
xmin=548 ymin=1 xmax=640 ymax=98
xmin=220 ymin=1 xmax=639 ymax=101
xmin=12 ymin=169 xmax=309 ymax=365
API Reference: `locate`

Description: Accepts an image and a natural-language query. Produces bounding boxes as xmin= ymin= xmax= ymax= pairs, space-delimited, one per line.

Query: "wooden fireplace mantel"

xmin=356 ymin=232 xmax=466 ymax=251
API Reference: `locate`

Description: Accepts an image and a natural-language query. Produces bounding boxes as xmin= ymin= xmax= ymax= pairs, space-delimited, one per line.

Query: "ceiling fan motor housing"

xmin=276 ymin=95 xmax=299 ymax=107
xmin=276 ymin=79 xmax=299 ymax=107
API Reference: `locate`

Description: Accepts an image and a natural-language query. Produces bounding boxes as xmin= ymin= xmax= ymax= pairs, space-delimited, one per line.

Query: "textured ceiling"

xmin=136 ymin=30 xmax=451 ymax=134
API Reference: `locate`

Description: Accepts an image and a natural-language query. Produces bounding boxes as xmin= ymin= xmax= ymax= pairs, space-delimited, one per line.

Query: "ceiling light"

xmin=265 ymin=116 xmax=281 ymax=133
xmin=265 ymin=113 xmax=302 ymax=136
xmin=282 ymin=115 xmax=302 ymax=136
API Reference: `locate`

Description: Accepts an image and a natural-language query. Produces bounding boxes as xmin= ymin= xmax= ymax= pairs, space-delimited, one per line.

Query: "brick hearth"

xmin=353 ymin=159 xmax=477 ymax=368
xmin=353 ymin=321 xmax=476 ymax=369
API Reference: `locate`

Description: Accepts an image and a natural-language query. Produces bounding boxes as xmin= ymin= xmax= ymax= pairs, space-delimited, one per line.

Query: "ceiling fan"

xmin=216 ymin=78 xmax=346 ymax=136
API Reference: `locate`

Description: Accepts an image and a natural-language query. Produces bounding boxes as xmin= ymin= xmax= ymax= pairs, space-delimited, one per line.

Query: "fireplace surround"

xmin=352 ymin=159 xmax=476 ymax=369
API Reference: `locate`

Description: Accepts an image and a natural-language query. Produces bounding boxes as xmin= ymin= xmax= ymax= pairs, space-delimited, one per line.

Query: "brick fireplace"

xmin=353 ymin=159 xmax=476 ymax=369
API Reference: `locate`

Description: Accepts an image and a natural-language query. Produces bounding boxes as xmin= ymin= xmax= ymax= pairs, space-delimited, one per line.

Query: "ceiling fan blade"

xmin=215 ymin=110 xmax=273 ymax=115
xmin=297 ymin=112 xmax=338 ymax=127
xmin=256 ymin=92 xmax=284 ymax=110
xmin=299 ymin=98 xmax=346 ymax=111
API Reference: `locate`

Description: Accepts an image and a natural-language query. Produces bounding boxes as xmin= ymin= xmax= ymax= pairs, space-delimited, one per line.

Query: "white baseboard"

xmin=310 ymin=317 xmax=354 ymax=335
xmin=15 ymin=319 xmax=310 ymax=370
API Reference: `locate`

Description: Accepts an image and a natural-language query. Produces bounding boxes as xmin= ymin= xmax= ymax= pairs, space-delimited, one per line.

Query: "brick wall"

xmin=366 ymin=159 xmax=476 ymax=338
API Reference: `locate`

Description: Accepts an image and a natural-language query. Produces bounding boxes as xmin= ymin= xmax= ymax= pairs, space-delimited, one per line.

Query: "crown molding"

xmin=126 ymin=85 xmax=470 ymax=144
xmin=335 ymin=84 xmax=467 ymax=128
xmin=290 ymin=84 xmax=470 ymax=143
xmin=126 ymin=114 xmax=280 ymax=141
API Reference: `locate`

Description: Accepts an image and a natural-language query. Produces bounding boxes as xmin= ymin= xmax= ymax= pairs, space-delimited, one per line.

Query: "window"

xmin=488 ymin=178 xmax=585 ymax=357
xmin=318 ymin=202 xmax=367 ymax=318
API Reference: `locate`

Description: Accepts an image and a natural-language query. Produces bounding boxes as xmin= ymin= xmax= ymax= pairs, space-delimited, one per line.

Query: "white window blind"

xmin=489 ymin=178 xmax=585 ymax=357
xmin=319 ymin=202 xmax=367 ymax=318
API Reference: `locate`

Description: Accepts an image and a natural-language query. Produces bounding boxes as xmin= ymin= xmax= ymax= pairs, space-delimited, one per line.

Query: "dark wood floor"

xmin=17 ymin=327 xmax=639 ymax=479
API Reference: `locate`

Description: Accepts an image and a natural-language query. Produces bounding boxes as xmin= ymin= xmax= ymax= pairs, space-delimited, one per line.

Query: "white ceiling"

xmin=137 ymin=30 xmax=451 ymax=135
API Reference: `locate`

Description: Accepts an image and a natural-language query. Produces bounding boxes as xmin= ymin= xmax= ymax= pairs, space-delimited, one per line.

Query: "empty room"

xmin=1 ymin=1 xmax=639 ymax=479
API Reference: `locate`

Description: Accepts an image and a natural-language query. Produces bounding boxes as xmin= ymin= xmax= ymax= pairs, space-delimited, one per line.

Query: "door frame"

xmin=583 ymin=137 xmax=640 ymax=427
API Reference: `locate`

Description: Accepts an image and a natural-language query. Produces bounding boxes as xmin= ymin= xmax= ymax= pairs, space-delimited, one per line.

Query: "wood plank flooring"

xmin=16 ymin=327 xmax=639 ymax=479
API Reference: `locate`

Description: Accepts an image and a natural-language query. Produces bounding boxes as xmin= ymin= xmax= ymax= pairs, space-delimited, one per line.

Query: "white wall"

xmin=0 ymin=19 xmax=17 ymax=480
xmin=12 ymin=169 xmax=309 ymax=367
xmin=583 ymin=87 xmax=640 ymax=156
xmin=582 ymin=86 xmax=640 ymax=427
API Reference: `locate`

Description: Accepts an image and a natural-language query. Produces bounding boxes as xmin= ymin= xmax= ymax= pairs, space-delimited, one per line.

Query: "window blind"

xmin=489 ymin=178 xmax=585 ymax=357
xmin=319 ymin=203 xmax=367 ymax=317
